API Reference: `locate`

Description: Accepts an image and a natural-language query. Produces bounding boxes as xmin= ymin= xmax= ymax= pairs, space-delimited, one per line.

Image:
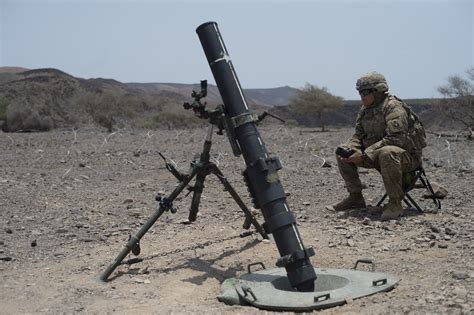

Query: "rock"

xmin=430 ymin=226 xmax=440 ymax=233
xmin=423 ymin=182 xmax=448 ymax=199
xmin=321 ymin=161 xmax=332 ymax=168
xmin=445 ymin=227 xmax=455 ymax=235
xmin=452 ymin=271 xmax=470 ymax=280
xmin=123 ymin=198 xmax=134 ymax=204
xmin=5 ymin=228 xmax=12 ymax=234
xmin=0 ymin=256 xmax=12 ymax=261
xmin=346 ymin=239 xmax=355 ymax=247
xmin=438 ymin=243 xmax=448 ymax=249
xmin=324 ymin=205 xmax=335 ymax=211
xmin=30 ymin=240 xmax=37 ymax=247
xmin=362 ymin=217 xmax=371 ymax=225
xmin=452 ymin=286 xmax=468 ymax=298
xmin=302 ymin=201 xmax=310 ymax=206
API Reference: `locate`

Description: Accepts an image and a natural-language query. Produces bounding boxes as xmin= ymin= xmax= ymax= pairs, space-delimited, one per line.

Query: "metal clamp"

xmin=241 ymin=285 xmax=258 ymax=301
xmin=353 ymin=259 xmax=375 ymax=272
xmin=231 ymin=113 xmax=259 ymax=129
xmin=247 ymin=262 xmax=266 ymax=273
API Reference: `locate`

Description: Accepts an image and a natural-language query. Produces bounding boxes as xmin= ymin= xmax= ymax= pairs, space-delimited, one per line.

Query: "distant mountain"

xmin=0 ymin=67 xmax=30 ymax=74
xmin=127 ymin=82 xmax=298 ymax=107
xmin=0 ymin=67 xmax=447 ymax=132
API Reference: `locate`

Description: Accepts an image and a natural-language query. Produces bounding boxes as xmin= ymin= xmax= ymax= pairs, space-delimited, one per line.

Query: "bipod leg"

xmin=99 ymin=167 xmax=199 ymax=282
xmin=188 ymin=169 xmax=208 ymax=222
xmin=210 ymin=165 xmax=268 ymax=239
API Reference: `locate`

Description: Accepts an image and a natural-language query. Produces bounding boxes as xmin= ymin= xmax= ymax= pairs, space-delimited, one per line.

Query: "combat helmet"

xmin=356 ymin=71 xmax=389 ymax=92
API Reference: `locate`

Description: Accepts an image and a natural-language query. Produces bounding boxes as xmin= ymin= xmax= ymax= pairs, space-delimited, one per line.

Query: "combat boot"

xmin=331 ymin=192 xmax=366 ymax=211
xmin=381 ymin=199 xmax=403 ymax=221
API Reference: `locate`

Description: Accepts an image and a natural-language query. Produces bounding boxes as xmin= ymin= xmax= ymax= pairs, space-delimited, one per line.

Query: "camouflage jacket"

xmin=349 ymin=94 xmax=425 ymax=160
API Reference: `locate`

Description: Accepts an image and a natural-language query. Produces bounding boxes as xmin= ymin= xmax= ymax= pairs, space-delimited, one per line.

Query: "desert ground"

xmin=0 ymin=125 xmax=472 ymax=314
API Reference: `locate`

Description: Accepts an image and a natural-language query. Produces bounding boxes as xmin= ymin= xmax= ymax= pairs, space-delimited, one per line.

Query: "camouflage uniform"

xmin=338 ymin=94 xmax=422 ymax=202
xmin=334 ymin=71 xmax=426 ymax=219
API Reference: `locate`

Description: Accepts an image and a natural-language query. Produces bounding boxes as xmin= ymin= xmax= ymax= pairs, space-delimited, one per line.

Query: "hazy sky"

xmin=1 ymin=0 xmax=472 ymax=99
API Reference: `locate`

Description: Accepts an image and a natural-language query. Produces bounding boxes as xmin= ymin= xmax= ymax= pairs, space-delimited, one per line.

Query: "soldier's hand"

xmin=341 ymin=151 xmax=363 ymax=164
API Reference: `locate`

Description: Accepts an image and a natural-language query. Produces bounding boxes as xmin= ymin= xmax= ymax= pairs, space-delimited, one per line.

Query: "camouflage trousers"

xmin=337 ymin=144 xmax=421 ymax=201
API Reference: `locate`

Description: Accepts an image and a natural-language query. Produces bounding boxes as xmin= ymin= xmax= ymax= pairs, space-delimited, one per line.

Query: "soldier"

xmin=330 ymin=71 xmax=426 ymax=220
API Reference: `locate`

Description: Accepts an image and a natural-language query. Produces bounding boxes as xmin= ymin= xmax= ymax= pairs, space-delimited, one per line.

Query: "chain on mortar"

xmin=120 ymin=231 xmax=256 ymax=265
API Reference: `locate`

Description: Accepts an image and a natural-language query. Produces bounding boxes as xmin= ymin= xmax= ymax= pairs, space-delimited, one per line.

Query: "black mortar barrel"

xmin=196 ymin=21 xmax=316 ymax=292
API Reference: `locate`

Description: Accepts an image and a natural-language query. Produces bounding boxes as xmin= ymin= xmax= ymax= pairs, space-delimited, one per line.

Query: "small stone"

xmin=30 ymin=240 xmax=37 ymax=247
xmin=321 ymin=161 xmax=332 ymax=168
xmin=452 ymin=286 xmax=468 ymax=298
xmin=5 ymin=228 xmax=12 ymax=234
xmin=78 ymin=162 xmax=86 ymax=167
xmin=430 ymin=226 xmax=440 ymax=233
xmin=347 ymin=239 xmax=355 ymax=247
xmin=362 ymin=217 xmax=371 ymax=225
xmin=423 ymin=182 xmax=448 ymax=199
xmin=452 ymin=271 xmax=470 ymax=280
xmin=302 ymin=201 xmax=310 ymax=206
xmin=123 ymin=199 xmax=133 ymax=204
xmin=445 ymin=227 xmax=455 ymax=236
xmin=261 ymin=239 xmax=270 ymax=244
xmin=438 ymin=243 xmax=448 ymax=249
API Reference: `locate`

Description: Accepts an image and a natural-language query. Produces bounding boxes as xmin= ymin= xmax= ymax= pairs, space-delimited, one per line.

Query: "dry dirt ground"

xmin=1 ymin=125 xmax=473 ymax=314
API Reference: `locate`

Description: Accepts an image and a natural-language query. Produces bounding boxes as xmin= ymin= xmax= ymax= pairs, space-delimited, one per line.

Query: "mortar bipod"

xmin=99 ymin=125 xmax=267 ymax=282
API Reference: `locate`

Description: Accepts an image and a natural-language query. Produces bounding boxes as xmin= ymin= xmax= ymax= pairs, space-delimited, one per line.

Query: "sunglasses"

xmin=359 ymin=89 xmax=374 ymax=97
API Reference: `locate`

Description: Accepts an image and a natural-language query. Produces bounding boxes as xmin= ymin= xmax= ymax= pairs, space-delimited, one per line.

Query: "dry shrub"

xmin=3 ymin=99 xmax=54 ymax=132
xmin=0 ymin=96 xmax=8 ymax=121
xmin=151 ymin=112 xmax=204 ymax=130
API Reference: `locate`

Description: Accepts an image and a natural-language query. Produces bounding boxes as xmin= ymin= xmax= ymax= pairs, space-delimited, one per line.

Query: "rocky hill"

xmin=0 ymin=67 xmax=447 ymax=132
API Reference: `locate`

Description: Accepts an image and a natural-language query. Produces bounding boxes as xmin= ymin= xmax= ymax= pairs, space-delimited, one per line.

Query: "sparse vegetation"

xmin=288 ymin=84 xmax=344 ymax=131
xmin=151 ymin=112 xmax=205 ymax=130
xmin=0 ymin=96 xmax=8 ymax=121
xmin=437 ymin=67 xmax=474 ymax=135
xmin=4 ymin=98 xmax=54 ymax=131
